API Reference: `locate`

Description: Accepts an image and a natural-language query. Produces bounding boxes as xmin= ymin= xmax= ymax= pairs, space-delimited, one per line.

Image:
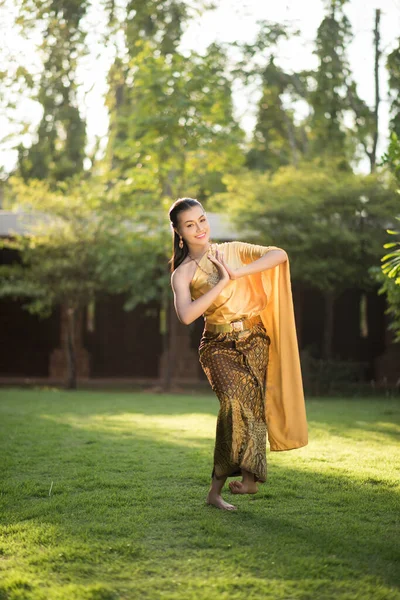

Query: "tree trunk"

xmin=160 ymin=292 xmax=174 ymax=392
xmin=323 ymin=291 xmax=336 ymax=360
xmin=370 ymin=8 xmax=381 ymax=173
xmin=66 ymin=306 xmax=77 ymax=390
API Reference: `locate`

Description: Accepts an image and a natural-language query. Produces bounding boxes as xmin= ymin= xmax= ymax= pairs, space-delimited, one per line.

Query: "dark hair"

xmin=168 ymin=197 xmax=204 ymax=272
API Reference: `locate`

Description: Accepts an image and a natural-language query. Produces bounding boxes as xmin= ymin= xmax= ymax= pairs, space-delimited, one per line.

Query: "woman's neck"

xmin=187 ymin=242 xmax=211 ymax=260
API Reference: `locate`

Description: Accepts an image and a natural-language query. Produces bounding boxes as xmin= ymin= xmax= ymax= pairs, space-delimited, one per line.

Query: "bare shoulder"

xmin=170 ymin=259 xmax=194 ymax=290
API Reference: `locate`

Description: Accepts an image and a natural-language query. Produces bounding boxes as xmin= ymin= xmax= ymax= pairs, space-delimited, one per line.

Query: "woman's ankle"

xmin=241 ymin=469 xmax=256 ymax=484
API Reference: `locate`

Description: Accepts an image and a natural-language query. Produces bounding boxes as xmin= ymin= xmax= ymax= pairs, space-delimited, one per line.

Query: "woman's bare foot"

xmin=228 ymin=480 xmax=258 ymax=494
xmin=206 ymin=492 xmax=237 ymax=510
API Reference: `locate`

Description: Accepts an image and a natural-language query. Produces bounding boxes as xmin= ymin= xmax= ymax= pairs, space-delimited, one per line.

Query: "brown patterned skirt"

xmin=198 ymin=322 xmax=270 ymax=483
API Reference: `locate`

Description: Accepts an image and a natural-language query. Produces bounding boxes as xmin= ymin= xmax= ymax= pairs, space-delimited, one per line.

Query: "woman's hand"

xmin=207 ymin=247 xmax=238 ymax=282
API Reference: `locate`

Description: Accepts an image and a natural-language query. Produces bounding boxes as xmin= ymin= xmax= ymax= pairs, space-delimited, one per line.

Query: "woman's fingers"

xmin=208 ymin=251 xmax=237 ymax=281
xmin=207 ymin=255 xmax=220 ymax=267
xmin=215 ymin=249 xmax=225 ymax=263
xmin=207 ymin=252 xmax=229 ymax=280
xmin=208 ymin=253 xmax=224 ymax=267
xmin=215 ymin=250 xmax=229 ymax=270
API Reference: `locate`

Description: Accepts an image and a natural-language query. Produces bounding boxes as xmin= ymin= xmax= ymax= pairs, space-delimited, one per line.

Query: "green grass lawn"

xmin=0 ymin=388 xmax=399 ymax=600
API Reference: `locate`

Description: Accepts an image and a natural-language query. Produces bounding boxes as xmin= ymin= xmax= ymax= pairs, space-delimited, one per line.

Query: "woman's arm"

xmin=171 ymin=250 xmax=230 ymax=325
xmin=220 ymin=247 xmax=288 ymax=280
xmin=234 ymin=249 xmax=287 ymax=278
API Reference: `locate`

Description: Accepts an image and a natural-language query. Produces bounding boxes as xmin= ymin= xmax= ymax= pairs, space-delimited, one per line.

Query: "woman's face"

xmin=176 ymin=205 xmax=210 ymax=247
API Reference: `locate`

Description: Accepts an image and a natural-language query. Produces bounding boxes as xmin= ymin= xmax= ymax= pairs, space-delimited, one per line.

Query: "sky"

xmin=1 ymin=0 xmax=400 ymax=173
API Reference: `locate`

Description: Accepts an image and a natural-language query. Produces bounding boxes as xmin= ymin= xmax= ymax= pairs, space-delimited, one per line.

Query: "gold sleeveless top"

xmin=189 ymin=241 xmax=271 ymax=324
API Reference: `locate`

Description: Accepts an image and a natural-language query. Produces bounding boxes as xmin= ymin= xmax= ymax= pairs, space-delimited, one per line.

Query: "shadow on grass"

xmin=0 ymin=390 xmax=399 ymax=599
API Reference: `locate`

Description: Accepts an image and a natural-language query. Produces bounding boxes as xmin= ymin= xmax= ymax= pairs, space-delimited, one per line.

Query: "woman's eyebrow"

xmin=183 ymin=214 xmax=205 ymax=224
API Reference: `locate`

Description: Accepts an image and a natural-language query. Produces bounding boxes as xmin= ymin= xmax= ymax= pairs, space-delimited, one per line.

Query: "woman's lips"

xmin=195 ymin=233 xmax=206 ymax=238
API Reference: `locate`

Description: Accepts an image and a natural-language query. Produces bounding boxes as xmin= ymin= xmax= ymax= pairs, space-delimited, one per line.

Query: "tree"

xmin=123 ymin=0 xmax=193 ymax=58
xmin=227 ymin=21 xmax=305 ymax=172
xmin=377 ymin=133 xmax=400 ymax=341
xmin=387 ymin=39 xmax=400 ymax=138
xmin=381 ymin=134 xmax=400 ymax=285
xmin=14 ymin=0 xmax=88 ymax=183
xmin=345 ymin=9 xmax=382 ymax=172
xmin=106 ymin=40 xmax=244 ymax=199
xmin=210 ymin=162 xmax=398 ymax=358
xmin=237 ymin=6 xmax=387 ymax=172
xmin=246 ymin=57 xmax=304 ymax=171
xmin=0 ymin=176 xmax=169 ymax=388
xmin=307 ymin=0 xmax=352 ymax=161
xmin=0 ymin=1 xmax=37 ymax=183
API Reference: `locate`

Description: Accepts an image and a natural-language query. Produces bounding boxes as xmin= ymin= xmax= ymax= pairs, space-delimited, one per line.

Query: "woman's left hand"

xmin=215 ymin=248 xmax=240 ymax=280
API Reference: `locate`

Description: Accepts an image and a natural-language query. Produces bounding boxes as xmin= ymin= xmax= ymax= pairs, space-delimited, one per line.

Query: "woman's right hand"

xmin=207 ymin=247 xmax=230 ymax=284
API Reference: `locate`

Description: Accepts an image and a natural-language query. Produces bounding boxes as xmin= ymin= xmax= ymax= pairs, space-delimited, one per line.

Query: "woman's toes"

xmin=229 ymin=480 xmax=243 ymax=494
xmin=206 ymin=495 xmax=237 ymax=510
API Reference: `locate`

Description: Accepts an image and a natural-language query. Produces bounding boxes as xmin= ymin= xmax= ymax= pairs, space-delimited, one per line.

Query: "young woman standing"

xmin=169 ymin=197 xmax=307 ymax=511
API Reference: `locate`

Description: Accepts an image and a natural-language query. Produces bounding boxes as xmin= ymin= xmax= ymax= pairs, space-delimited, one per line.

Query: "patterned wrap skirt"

xmin=198 ymin=321 xmax=271 ymax=483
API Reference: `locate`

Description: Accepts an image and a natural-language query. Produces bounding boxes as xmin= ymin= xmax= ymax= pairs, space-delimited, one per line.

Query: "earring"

xmin=179 ymin=236 xmax=184 ymax=249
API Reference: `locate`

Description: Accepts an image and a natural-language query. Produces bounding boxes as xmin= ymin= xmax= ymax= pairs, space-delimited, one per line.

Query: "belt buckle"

xmin=231 ymin=320 xmax=244 ymax=332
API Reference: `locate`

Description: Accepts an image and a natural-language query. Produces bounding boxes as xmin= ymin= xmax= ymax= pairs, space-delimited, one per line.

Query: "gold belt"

xmin=204 ymin=314 xmax=262 ymax=333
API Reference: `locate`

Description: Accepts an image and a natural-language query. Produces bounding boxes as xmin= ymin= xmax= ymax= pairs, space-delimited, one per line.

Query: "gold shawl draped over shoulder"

xmin=190 ymin=240 xmax=308 ymax=452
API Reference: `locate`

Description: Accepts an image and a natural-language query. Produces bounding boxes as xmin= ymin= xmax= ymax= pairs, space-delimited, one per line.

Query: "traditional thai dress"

xmin=190 ymin=241 xmax=308 ymax=483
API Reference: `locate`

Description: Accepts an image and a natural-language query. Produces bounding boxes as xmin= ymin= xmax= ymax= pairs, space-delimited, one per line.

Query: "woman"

xmin=169 ymin=197 xmax=307 ymax=511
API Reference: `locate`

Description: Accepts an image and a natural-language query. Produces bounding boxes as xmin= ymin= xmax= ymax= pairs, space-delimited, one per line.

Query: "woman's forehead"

xmin=180 ymin=206 xmax=205 ymax=223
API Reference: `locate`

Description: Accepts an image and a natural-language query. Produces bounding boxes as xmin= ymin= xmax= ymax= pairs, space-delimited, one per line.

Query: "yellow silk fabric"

xmin=190 ymin=240 xmax=308 ymax=452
